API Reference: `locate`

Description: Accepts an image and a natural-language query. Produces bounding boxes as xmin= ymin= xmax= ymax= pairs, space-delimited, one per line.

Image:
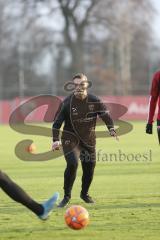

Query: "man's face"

xmin=73 ymin=78 xmax=88 ymax=98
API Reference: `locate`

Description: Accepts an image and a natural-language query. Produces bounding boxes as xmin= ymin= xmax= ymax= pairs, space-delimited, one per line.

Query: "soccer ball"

xmin=26 ymin=143 xmax=36 ymax=153
xmin=64 ymin=205 xmax=89 ymax=230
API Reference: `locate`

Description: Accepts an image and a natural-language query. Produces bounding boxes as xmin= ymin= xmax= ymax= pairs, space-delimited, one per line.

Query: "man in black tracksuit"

xmin=52 ymin=73 xmax=117 ymax=207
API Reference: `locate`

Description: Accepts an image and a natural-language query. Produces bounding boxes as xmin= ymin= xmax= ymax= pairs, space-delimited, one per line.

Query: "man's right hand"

xmin=52 ymin=141 xmax=61 ymax=151
xmin=146 ymin=123 xmax=153 ymax=134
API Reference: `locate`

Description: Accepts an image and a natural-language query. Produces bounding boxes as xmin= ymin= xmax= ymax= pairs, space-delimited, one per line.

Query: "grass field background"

xmin=0 ymin=122 xmax=160 ymax=240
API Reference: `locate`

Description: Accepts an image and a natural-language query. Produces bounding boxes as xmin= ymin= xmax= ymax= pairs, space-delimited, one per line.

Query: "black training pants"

xmin=0 ymin=170 xmax=43 ymax=215
xmin=62 ymin=142 xmax=96 ymax=198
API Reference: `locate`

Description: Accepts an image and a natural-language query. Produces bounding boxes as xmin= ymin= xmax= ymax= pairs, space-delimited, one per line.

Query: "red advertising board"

xmin=0 ymin=96 xmax=157 ymax=124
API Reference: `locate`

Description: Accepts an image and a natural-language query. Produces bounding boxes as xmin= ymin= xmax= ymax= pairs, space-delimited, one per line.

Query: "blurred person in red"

xmin=146 ymin=70 xmax=160 ymax=144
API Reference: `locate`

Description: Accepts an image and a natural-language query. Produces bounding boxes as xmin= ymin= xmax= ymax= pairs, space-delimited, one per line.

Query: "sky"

xmin=152 ymin=0 xmax=160 ymax=40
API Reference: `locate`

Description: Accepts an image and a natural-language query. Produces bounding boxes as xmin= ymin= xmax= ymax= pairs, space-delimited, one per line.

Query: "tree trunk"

xmin=118 ymin=30 xmax=132 ymax=95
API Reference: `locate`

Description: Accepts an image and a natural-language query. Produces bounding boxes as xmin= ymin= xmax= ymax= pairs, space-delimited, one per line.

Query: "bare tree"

xmin=58 ymin=0 xmax=98 ymax=73
xmin=0 ymin=0 xmax=60 ymax=98
xmin=106 ymin=0 xmax=153 ymax=95
xmin=0 ymin=0 xmax=156 ymax=98
xmin=88 ymin=0 xmax=153 ymax=95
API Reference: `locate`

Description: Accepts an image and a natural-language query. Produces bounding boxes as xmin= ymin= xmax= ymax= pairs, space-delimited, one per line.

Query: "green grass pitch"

xmin=0 ymin=122 xmax=160 ymax=240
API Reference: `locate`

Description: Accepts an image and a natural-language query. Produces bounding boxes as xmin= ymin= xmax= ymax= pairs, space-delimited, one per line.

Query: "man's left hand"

xmin=109 ymin=128 xmax=119 ymax=141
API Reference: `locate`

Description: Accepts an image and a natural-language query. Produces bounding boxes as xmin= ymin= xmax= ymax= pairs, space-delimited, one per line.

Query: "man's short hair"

xmin=72 ymin=73 xmax=88 ymax=81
